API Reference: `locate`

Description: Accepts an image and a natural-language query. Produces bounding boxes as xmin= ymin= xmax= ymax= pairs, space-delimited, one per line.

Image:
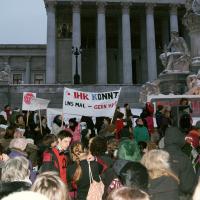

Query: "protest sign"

xmin=63 ymin=88 xmax=121 ymax=117
xmin=31 ymin=97 xmax=50 ymax=110
xmin=22 ymin=92 xmax=36 ymax=111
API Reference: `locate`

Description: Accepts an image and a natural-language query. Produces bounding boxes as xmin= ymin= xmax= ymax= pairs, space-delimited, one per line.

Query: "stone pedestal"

xmin=159 ymin=71 xmax=190 ymax=94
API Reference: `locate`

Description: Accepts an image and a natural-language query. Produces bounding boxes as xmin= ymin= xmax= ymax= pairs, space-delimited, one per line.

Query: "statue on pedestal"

xmin=160 ymin=31 xmax=191 ymax=72
xmin=0 ymin=63 xmax=11 ymax=82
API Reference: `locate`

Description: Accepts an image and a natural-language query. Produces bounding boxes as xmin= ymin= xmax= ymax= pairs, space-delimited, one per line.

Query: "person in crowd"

xmin=107 ymin=186 xmax=150 ymax=200
xmin=124 ymin=103 xmax=139 ymax=128
xmin=0 ymin=105 xmax=12 ymax=122
xmin=8 ymin=138 xmax=36 ymax=182
xmin=37 ymin=134 xmax=58 ymax=167
xmin=99 ymin=117 xmax=115 ymax=139
xmin=2 ymin=191 xmax=48 ymax=200
xmin=133 ymin=118 xmax=150 ymax=143
xmin=117 ymin=139 xmax=141 ymax=162
xmin=141 ymin=149 xmax=180 ymax=200
xmin=0 ymin=114 xmax=8 ymax=125
xmin=0 ymin=157 xmax=32 ymax=199
xmin=89 ymin=136 xmax=121 ymax=198
xmin=193 ymin=179 xmax=200 ymax=200
xmin=120 ymin=119 xmax=133 ymax=139
xmin=67 ymin=142 xmax=101 ymax=200
xmin=51 ymin=115 xmax=64 ymax=135
xmin=40 ymin=130 xmax=72 ymax=184
xmin=31 ymin=171 xmax=70 ymax=200
xmin=112 ymin=106 xmax=121 ymax=124
xmin=81 ymin=116 xmax=96 ymax=137
xmin=155 ymin=104 xmax=165 ymax=129
xmin=114 ymin=112 xmax=124 ymax=140
xmin=119 ymin=161 xmax=149 ymax=192
xmin=15 ymin=114 xmax=25 ymax=129
xmin=40 ymin=116 xmax=51 ymax=136
xmin=164 ymin=126 xmax=196 ymax=198
xmin=0 ymin=143 xmax=9 ymax=177
xmin=10 ymin=107 xmax=21 ymax=126
xmin=182 ymin=120 xmax=200 ymax=174
xmin=159 ymin=107 xmax=172 ymax=138
xmin=0 ymin=125 xmax=16 ymax=152
xmin=69 ymin=118 xmax=81 ymax=143
xmin=140 ymin=102 xmax=154 ymax=135
xmin=107 ymin=138 xmax=119 ymax=159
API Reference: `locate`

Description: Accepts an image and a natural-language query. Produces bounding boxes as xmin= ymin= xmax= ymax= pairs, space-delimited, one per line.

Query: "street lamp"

xmin=72 ymin=46 xmax=82 ymax=84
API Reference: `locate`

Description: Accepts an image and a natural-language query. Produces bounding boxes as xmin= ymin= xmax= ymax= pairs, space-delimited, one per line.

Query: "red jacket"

xmin=41 ymin=147 xmax=68 ymax=184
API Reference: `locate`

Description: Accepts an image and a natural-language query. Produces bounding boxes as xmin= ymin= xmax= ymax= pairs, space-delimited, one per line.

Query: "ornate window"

xmin=13 ymin=73 xmax=22 ymax=84
xmin=34 ymin=73 xmax=44 ymax=84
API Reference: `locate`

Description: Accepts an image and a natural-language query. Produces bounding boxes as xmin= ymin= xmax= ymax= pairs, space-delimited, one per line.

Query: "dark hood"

xmin=164 ymin=127 xmax=185 ymax=148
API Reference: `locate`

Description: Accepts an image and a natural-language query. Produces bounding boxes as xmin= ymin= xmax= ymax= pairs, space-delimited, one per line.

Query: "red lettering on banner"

xmin=94 ymin=104 xmax=107 ymax=109
xmin=74 ymin=92 xmax=89 ymax=100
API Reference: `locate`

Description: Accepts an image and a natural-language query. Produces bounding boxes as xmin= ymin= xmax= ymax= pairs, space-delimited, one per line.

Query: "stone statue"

xmin=186 ymin=70 xmax=200 ymax=94
xmin=0 ymin=63 xmax=11 ymax=82
xmin=139 ymin=80 xmax=160 ymax=103
xmin=160 ymin=31 xmax=191 ymax=72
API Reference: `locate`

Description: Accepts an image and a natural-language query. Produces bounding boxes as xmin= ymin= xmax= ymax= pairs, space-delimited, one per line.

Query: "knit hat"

xmin=9 ymin=138 xmax=28 ymax=151
xmin=185 ymin=130 xmax=199 ymax=148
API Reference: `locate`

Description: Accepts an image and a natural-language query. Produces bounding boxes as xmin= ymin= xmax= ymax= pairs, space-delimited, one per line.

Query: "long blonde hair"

xmin=141 ymin=149 xmax=179 ymax=183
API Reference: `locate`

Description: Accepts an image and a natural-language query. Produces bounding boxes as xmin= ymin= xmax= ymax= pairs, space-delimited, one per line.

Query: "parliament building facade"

xmin=0 ymin=0 xmax=188 ymax=85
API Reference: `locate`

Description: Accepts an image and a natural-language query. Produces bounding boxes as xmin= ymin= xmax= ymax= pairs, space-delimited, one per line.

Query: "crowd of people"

xmin=0 ymin=99 xmax=199 ymax=200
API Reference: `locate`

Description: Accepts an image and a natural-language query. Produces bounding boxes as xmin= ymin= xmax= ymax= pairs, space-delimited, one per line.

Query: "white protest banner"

xmin=22 ymin=92 xmax=36 ymax=111
xmin=31 ymin=97 xmax=50 ymax=110
xmin=63 ymin=88 xmax=121 ymax=117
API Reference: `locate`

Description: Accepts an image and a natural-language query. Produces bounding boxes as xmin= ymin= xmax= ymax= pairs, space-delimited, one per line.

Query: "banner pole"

xmin=26 ymin=111 xmax=29 ymax=127
xmin=39 ymin=109 xmax=43 ymax=135
xmin=61 ymin=111 xmax=64 ymax=128
xmin=111 ymin=87 xmax=122 ymax=124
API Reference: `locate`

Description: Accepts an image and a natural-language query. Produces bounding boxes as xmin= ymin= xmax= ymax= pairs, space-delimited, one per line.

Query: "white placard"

xmin=22 ymin=92 xmax=36 ymax=111
xmin=63 ymin=88 xmax=121 ymax=117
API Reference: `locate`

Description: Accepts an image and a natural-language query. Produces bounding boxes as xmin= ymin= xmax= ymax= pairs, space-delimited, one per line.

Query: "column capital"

xmin=121 ymin=2 xmax=132 ymax=13
xmin=71 ymin=1 xmax=81 ymax=13
xmin=145 ymin=3 xmax=156 ymax=14
xmin=97 ymin=2 xmax=107 ymax=14
xmin=169 ymin=4 xmax=179 ymax=14
xmin=45 ymin=0 xmax=56 ymax=10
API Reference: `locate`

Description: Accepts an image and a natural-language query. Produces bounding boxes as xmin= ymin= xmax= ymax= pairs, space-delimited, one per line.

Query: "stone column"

xmin=161 ymin=17 xmax=170 ymax=48
xmin=146 ymin=4 xmax=157 ymax=82
xmin=121 ymin=3 xmax=132 ymax=84
xmin=45 ymin=1 xmax=56 ymax=84
xmin=72 ymin=2 xmax=81 ymax=83
xmin=184 ymin=12 xmax=200 ymax=69
xmin=170 ymin=5 xmax=179 ymax=33
xmin=97 ymin=2 xmax=107 ymax=84
xmin=118 ymin=17 xmax=123 ymax=84
xmin=25 ymin=57 xmax=31 ymax=84
xmin=140 ymin=15 xmax=147 ymax=83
